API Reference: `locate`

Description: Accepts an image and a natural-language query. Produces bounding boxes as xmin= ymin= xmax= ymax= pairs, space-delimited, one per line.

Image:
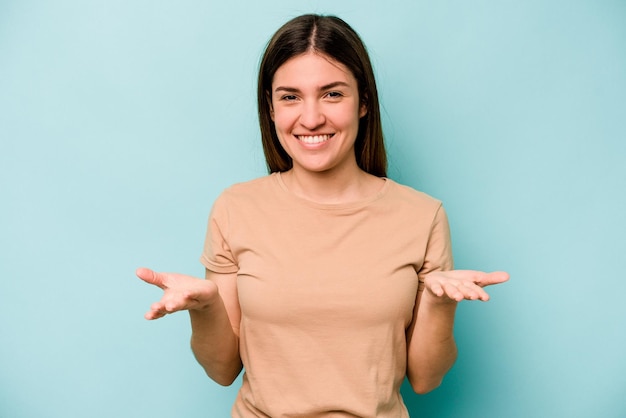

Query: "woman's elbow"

xmin=210 ymin=370 xmax=239 ymax=387
xmin=409 ymin=377 xmax=443 ymax=394
xmin=205 ymin=362 xmax=242 ymax=386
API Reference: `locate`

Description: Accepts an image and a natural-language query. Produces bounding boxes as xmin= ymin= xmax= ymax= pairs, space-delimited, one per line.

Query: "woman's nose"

xmin=299 ymin=101 xmax=325 ymax=129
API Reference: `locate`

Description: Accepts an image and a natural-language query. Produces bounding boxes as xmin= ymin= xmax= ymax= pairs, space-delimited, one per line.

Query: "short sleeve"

xmin=200 ymin=192 xmax=239 ymax=274
xmin=417 ymin=204 xmax=454 ymax=284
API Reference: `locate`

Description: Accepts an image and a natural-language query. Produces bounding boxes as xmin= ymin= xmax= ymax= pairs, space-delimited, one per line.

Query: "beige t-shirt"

xmin=201 ymin=172 xmax=453 ymax=418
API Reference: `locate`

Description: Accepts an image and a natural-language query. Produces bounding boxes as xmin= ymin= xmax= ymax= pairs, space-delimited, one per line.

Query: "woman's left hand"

xmin=422 ymin=270 xmax=509 ymax=303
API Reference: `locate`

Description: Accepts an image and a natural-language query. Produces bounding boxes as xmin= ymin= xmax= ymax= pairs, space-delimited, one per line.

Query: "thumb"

xmin=136 ymin=267 xmax=166 ymax=289
xmin=478 ymin=271 xmax=510 ymax=287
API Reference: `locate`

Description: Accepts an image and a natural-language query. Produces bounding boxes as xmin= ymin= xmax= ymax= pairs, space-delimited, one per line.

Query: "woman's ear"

xmin=359 ymin=94 xmax=368 ymax=118
xmin=359 ymin=102 xmax=368 ymax=118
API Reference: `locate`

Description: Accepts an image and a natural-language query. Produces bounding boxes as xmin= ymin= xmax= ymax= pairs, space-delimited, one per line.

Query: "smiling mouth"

xmin=296 ymin=134 xmax=334 ymax=144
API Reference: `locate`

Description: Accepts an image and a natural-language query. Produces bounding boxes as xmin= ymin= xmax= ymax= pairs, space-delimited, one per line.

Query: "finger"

xmin=472 ymin=286 xmax=491 ymax=302
xmin=163 ymin=299 xmax=185 ymax=313
xmin=466 ymin=282 xmax=493 ymax=301
xmin=145 ymin=309 xmax=167 ymax=320
xmin=144 ymin=300 xmax=166 ymax=319
xmin=162 ymin=291 xmax=205 ymax=313
xmin=150 ymin=301 xmax=165 ymax=312
xmin=136 ymin=267 xmax=166 ymax=289
xmin=429 ymin=282 xmax=445 ymax=298
xmin=457 ymin=282 xmax=483 ymax=301
xmin=475 ymin=271 xmax=510 ymax=287
xmin=441 ymin=282 xmax=464 ymax=301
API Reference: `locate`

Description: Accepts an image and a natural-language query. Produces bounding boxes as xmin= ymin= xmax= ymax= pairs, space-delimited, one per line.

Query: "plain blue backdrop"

xmin=1 ymin=1 xmax=624 ymax=417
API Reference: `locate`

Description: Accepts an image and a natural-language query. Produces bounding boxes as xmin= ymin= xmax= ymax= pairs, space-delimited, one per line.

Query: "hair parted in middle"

xmin=257 ymin=14 xmax=387 ymax=177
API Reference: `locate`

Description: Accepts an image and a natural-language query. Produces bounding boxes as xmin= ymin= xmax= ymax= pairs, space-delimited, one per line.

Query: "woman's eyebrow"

xmin=320 ymin=81 xmax=350 ymax=90
xmin=274 ymin=86 xmax=300 ymax=93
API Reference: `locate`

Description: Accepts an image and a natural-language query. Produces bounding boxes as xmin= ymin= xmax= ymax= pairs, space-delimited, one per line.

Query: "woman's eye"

xmin=326 ymin=91 xmax=343 ymax=98
xmin=282 ymin=95 xmax=297 ymax=101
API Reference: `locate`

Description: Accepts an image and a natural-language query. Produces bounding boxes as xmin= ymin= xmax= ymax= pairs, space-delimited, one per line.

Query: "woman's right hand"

xmin=136 ymin=267 xmax=219 ymax=320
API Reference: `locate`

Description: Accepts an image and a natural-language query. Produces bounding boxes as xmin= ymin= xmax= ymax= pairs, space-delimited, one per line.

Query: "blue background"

xmin=1 ymin=1 xmax=625 ymax=417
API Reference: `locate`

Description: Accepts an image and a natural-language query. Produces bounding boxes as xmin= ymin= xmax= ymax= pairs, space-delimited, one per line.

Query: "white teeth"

xmin=297 ymin=134 xmax=331 ymax=144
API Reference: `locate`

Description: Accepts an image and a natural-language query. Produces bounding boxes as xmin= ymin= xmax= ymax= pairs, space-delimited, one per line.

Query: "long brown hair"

xmin=257 ymin=14 xmax=387 ymax=177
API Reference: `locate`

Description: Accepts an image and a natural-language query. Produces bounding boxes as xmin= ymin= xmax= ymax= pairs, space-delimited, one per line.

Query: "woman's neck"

xmin=281 ymin=164 xmax=384 ymax=205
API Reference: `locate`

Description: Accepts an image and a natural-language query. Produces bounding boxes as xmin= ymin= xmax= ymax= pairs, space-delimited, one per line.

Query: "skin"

xmin=137 ymin=268 xmax=242 ymax=385
xmin=269 ymin=52 xmax=383 ymax=204
xmin=406 ymin=270 xmax=509 ymax=393
xmin=137 ymin=51 xmax=510 ymax=392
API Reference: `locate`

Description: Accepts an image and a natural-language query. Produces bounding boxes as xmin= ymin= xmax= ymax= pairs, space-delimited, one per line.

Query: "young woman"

xmin=137 ymin=14 xmax=508 ymax=417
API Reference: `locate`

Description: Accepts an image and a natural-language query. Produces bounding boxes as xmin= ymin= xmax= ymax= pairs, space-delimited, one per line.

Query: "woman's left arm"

xmin=406 ymin=270 xmax=509 ymax=393
xmin=405 ymin=206 xmax=509 ymax=394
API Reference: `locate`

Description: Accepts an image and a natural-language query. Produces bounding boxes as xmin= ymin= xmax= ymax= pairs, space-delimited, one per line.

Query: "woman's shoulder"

xmin=216 ymin=173 xmax=281 ymax=205
xmin=385 ymin=178 xmax=443 ymax=209
xmin=224 ymin=173 xmax=276 ymax=192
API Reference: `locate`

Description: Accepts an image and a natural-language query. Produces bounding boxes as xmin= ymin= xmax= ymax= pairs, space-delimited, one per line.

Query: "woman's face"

xmin=270 ymin=52 xmax=366 ymax=175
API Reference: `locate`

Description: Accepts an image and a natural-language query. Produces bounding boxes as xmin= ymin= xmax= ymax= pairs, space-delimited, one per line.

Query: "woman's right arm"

xmin=136 ymin=267 xmax=242 ymax=386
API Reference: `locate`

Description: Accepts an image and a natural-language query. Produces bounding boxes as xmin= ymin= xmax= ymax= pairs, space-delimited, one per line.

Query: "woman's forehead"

xmin=272 ymin=52 xmax=355 ymax=88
